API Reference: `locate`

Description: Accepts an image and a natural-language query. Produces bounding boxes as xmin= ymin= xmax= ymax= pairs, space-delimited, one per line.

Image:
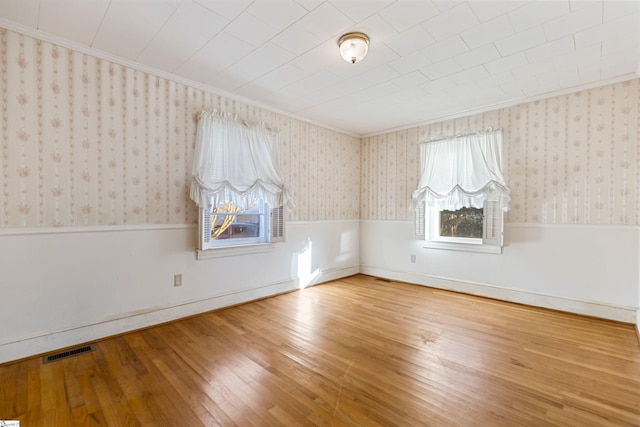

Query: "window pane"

xmin=440 ymin=207 xmax=483 ymax=238
xmin=213 ymin=213 xmax=261 ymax=240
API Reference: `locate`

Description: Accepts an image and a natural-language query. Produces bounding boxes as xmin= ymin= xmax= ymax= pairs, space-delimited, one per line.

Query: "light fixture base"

xmin=338 ymin=32 xmax=369 ymax=64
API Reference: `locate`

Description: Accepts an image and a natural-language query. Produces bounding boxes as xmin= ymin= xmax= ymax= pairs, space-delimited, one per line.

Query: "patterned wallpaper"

xmin=362 ymin=79 xmax=639 ymax=225
xmin=0 ymin=29 xmax=360 ymax=228
xmin=2 ymin=27 xmax=636 ymax=228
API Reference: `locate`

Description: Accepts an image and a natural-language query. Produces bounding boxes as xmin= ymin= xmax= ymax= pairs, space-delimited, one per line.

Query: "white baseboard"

xmin=360 ymin=266 xmax=637 ymax=324
xmin=0 ymin=265 xmax=357 ymax=365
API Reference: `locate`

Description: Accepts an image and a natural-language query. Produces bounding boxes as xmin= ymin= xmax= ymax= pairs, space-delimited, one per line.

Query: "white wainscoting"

xmin=360 ymin=220 xmax=639 ymax=323
xmin=0 ymin=220 xmax=359 ymax=364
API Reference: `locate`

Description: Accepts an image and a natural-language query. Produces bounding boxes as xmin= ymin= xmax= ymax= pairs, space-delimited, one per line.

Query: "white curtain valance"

xmin=190 ymin=110 xmax=293 ymax=211
xmin=412 ymin=130 xmax=510 ymax=212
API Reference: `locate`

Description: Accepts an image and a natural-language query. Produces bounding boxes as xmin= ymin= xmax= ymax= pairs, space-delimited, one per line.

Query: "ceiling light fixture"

xmin=338 ymin=32 xmax=369 ymax=64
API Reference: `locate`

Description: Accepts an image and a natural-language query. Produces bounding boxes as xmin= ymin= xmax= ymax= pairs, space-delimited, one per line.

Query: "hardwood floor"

xmin=2 ymin=274 xmax=640 ymax=426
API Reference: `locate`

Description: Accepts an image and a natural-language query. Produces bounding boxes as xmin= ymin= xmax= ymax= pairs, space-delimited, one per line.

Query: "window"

xmin=412 ymin=130 xmax=509 ymax=254
xmin=435 ymin=206 xmax=483 ymax=241
xmin=199 ymin=201 xmax=285 ymax=250
xmin=417 ymin=200 xmax=503 ymax=253
xmin=190 ymin=110 xmax=292 ymax=255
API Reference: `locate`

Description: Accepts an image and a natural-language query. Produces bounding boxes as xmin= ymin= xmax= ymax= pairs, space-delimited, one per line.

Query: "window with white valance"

xmin=190 ymin=110 xmax=293 ymax=252
xmin=412 ymin=129 xmax=510 ymax=253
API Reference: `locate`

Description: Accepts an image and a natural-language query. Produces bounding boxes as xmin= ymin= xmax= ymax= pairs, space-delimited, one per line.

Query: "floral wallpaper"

xmin=2 ymin=26 xmax=635 ymax=229
xmin=0 ymin=29 xmax=360 ymax=228
xmin=361 ymin=79 xmax=639 ymax=225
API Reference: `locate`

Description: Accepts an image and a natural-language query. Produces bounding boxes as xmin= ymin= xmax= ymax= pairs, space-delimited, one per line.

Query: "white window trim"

xmin=196 ymin=243 xmax=276 ymax=260
xmin=197 ymin=205 xmax=285 ymax=259
xmin=200 ymin=200 xmax=269 ymax=250
xmin=422 ymin=240 xmax=502 ymax=254
xmin=417 ymin=200 xmax=504 ymax=254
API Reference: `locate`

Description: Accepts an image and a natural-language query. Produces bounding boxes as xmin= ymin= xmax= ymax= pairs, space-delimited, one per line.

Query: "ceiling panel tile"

xmin=360 ymin=65 xmax=401 ymax=85
xmin=193 ymin=0 xmax=252 ymax=20
xmin=138 ymin=0 xmax=229 ymax=71
xmin=525 ymin=36 xmax=574 ymax=64
xmin=296 ymin=89 xmax=337 ymax=107
xmin=171 ymin=0 xmax=228 ymax=39
xmin=251 ymin=63 xmax=310 ymax=92
xmin=453 ymin=44 xmax=500 ymax=70
xmin=294 ymin=0 xmax=325 ymax=12
xmin=563 ymin=66 xmax=600 ymax=88
xmin=553 ymin=44 xmax=602 ymax=70
xmin=361 ymin=81 xmax=402 ymax=100
xmin=468 ymin=1 xmax=528 ymax=23
xmin=508 ymin=1 xmax=570 ymax=32
xmin=271 ymin=23 xmax=325 ymax=55
xmin=419 ymin=76 xmax=456 ymax=93
xmin=510 ymin=57 xmax=555 ymax=79
xmin=432 ymin=0 xmax=466 ymax=13
xmin=603 ymin=0 xmax=640 ymax=21
xmin=420 ymin=58 xmax=463 ymax=80
xmin=569 ymin=0 xmax=597 ymax=12
xmin=536 ymin=64 xmax=577 ymax=88
xmin=352 ymin=12 xmax=399 ymax=41
xmin=330 ymin=0 xmax=394 ymax=23
xmin=599 ymin=57 xmax=637 ymax=80
xmin=207 ymin=68 xmax=252 ymax=92
xmin=602 ymin=35 xmax=639 ymax=58
xmin=421 ymin=35 xmax=469 ymax=63
xmin=483 ymin=52 xmax=529 ymax=75
xmin=138 ymin=30 xmax=201 ymax=72
xmin=522 ymin=77 xmax=560 ymax=96
xmin=222 ymin=42 xmax=296 ymax=83
xmin=391 ymin=70 xmax=429 ymax=89
xmin=377 ymin=0 xmax=440 ymax=32
xmin=290 ymin=43 xmax=335 ymax=73
xmin=499 ymin=78 xmax=527 ymax=98
xmin=423 ymin=2 xmax=479 ymax=41
xmin=385 ymin=25 xmax=435 ymax=56
xmin=460 ymin=15 xmax=514 ymax=49
xmin=299 ymin=70 xmax=342 ymax=92
xmin=446 ymin=82 xmax=503 ymax=104
xmin=224 ymin=11 xmax=280 ymax=47
xmin=449 ymin=65 xmax=490 ymax=85
xmin=38 ymin=0 xmax=110 ymax=45
xmin=388 ymin=51 xmax=431 ymax=75
xmin=574 ymin=14 xmax=636 ymax=49
xmin=92 ymin=0 xmax=176 ymax=60
xmin=247 ymin=0 xmax=309 ymax=31
xmin=234 ymin=82 xmax=274 ymax=100
xmin=173 ymin=32 xmax=254 ymax=82
xmin=296 ymin=2 xmax=354 ymax=38
xmin=494 ymin=26 xmax=546 ymax=56
xmin=543 ymin=3 xmax=602 ymax=41
xmin=334 ymin=75 xmax=376 ymax=95
xmin=0 ymin=0 xmax=38 ymax=27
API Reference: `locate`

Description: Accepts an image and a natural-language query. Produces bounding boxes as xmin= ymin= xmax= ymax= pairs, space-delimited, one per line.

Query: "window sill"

xmin=196 ymin=243 xmax=275 ymax=260
xmin=423 ymin=240 xmax=502 ymax=254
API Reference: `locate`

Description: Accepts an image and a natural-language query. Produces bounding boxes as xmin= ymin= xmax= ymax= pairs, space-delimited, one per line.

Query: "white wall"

xmin=361 ymin=220 xmax=639 ymax=323
xmin=0 ymin=220 xmax=359 ymax=364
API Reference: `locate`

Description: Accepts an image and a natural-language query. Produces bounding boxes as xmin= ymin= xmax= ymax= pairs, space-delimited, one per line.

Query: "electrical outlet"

xmin=174 ymin=274 xmax=182 ymax=287
xmin=410 ymin=254 xmax=416 ymax=263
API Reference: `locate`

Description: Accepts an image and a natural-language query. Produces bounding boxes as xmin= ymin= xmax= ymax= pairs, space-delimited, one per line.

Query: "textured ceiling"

xmin=0 ymin=0 xmax=638 ymax=136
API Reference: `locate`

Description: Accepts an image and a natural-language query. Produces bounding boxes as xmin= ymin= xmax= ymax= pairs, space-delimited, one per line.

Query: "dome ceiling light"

xmin=338 ymin=32 xmax=369 ymax=64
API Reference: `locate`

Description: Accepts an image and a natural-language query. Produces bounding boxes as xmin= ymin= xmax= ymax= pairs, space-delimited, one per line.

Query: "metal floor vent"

xmin=43 ymin=344 xmax=95 ymax=364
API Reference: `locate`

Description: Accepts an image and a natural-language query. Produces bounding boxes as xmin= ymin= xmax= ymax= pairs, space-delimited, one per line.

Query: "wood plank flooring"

xmin=1 ymin=274 xmax=640 ymax=426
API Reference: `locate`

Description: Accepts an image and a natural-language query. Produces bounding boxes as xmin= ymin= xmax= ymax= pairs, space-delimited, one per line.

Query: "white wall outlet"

xmin=410 ymin=254 xmax=416 ymax=263
xmin=174 ymin=274 xmax=182 ymax=287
